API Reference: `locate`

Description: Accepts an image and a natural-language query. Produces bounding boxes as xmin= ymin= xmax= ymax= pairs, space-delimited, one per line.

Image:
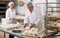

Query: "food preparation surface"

xmin=0 ymin=29 xmax=40 ymax=38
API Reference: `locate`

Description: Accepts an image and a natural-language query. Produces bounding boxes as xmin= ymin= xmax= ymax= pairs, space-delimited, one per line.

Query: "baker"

xmin=24 ymin=2 xmax=43 ymax=29
xmin=6 ymin=2 xmax=16 ymax=38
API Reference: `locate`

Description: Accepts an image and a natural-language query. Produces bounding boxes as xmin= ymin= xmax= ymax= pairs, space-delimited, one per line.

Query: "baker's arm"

xmin=24 ymin=13 xmax=29 ymax=28
xmin=6 ymin=10 xmax=10 ymax=20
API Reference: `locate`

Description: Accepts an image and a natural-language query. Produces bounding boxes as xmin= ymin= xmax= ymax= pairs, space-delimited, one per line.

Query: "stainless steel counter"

xmin=0 ymin=27 xmax=36 ymax=38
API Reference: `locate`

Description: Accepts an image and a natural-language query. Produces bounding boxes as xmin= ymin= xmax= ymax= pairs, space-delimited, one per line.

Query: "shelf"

xmin=0 ymin=0 xmax=11 ymax=2
xmin=0 ymin=2 xmax=5 ymax=4
xmin=0 ymin=11 xmax=5 ymax=13
xmin=0 ymin=0 xmax=10 ymax=18
xmin=45 ymin=0 xmax=60 ymax=37
xmin=47 ymin=30 xmax=58 ymax=37
xmin=47 ymin=17 xmax=60 ymax=21
xmin=47 ymin=11 xmax=60 ymax=12
xmin=0 ymin=7 xmax=6 ymax=9
xmin=0 ymin=13 xmax=5 ymax=15
xmin=48 ymin=7 xmax=60 ymax=8
xmin=0 ymin=15 xmax=5 ymax=18
xmin=48 ymin=2 xmax=60 ymax=4
xmin=0 ymin=4 xmax=6 ymax=7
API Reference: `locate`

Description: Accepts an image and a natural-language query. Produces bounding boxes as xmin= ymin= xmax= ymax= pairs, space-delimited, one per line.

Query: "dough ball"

xmin=24 ymin=26 xmax=30 ymax=30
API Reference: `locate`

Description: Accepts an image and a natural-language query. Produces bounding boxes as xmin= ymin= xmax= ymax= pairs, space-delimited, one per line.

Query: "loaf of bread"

xmin=47 ymin=13 xmax=60 ymax=18
xmin=1 ymin=24 xmax=20 ymax=30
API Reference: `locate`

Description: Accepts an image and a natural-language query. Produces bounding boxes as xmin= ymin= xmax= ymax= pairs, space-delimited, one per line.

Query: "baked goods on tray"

xmin=1 ymin=24 xmax=20 ymax=30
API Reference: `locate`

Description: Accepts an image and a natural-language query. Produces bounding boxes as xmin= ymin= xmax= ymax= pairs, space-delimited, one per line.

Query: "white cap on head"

xmin=8 ymin=2 xmax=14 ymax=7
xmin=27 ymin=2 xmax=33 ymax=6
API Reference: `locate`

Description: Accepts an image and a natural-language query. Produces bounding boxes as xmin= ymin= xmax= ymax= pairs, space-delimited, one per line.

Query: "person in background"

xmin=6 ymin=2 xmax=16 ymax=38
xmin=24 ymin=2 xmax=43 ymax=29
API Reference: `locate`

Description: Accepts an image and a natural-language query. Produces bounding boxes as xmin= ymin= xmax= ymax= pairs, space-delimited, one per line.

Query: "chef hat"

xmin=27 ymin=2 xmax=33 ymax=6
xmin=8 ymin=2 xmax=14 ymax=7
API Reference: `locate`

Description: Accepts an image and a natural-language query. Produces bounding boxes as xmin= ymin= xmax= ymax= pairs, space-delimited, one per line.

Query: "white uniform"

xmin=6 ymin=8 xmax=16 ymax=24
xmin=24 ymin=8 xmax=43 ymax=29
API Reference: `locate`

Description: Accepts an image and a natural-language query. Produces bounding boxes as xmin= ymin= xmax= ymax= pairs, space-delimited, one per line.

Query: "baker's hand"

xmin=30 ymin=23 xmax=36 ymax=29
xmin=24 ymin=23 xmax=27 ymax=28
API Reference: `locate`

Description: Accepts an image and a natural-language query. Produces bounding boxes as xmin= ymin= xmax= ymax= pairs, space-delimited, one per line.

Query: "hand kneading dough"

xmin=24 ymin=26 xmax=30 ymax=30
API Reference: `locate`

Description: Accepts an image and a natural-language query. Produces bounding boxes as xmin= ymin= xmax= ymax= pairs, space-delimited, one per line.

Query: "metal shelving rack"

xmin=0 ymin=0 xmax=11 ymax=18
xmin=45 ymin=0 xmax=60 ymax=38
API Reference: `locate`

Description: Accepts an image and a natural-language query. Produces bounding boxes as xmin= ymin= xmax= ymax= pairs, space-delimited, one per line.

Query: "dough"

xmin=24 ymin=26 xmax=30 ymax=30
xmin=1 ymin=24 xmax=20 ymax=30
xmin=31 ymin=28 xmax=39 ymax=32
xmin=22 ymin=28 xmax=39 ymax=37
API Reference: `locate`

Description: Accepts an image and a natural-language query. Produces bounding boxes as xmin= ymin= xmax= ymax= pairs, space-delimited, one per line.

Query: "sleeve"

xmin=6 ymin=10 xmax=11 ymax=20
xmin=14 ymin=9 xmax=17 ymax=15
xmin=13 ymin=9 xmax=17 ymax=17
xmin=35 ymin=8 xmax=43 ymax=25
xmin=24 ymin=12 xmax=29 ymax=24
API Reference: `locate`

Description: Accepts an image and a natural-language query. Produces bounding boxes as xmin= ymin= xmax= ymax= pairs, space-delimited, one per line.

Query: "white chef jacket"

xmin=24 ymin=8 xmax=43 ymax=29
xmin=6 ymin=8 xmax=16 ymax=24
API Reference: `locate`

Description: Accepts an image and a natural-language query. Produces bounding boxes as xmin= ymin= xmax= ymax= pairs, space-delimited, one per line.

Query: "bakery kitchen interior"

xmin=0 ymin=0 xmax=60 ymax=38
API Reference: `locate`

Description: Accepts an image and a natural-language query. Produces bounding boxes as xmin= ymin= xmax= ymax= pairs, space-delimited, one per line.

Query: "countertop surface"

xmin=0 ymin=27 xmax=34 ymax=38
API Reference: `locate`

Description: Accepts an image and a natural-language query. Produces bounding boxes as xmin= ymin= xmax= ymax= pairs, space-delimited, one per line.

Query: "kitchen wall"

xmin=15 ymin=0 xmax=46 ymax=15
xmin=15 ymin=0 xmax=33 ymax=15
xmin=15 ymin=0 xmax=57 ymax=15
